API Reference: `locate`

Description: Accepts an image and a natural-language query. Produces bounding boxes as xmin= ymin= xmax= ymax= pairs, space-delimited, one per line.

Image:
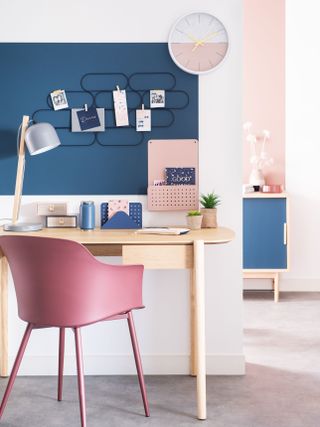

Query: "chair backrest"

xmin=0 ymin=236 xmax=143 ymax=328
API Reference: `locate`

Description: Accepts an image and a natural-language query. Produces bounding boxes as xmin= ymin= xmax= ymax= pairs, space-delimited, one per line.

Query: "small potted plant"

xmin=186 ymin=210 xmax=203 ymax=230
xmin=200 ymin=192 xmax=221 ymax=228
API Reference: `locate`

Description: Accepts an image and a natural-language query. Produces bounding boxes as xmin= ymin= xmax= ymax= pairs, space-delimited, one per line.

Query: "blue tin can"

xmin=79 ymin=201 xmax=95 ymax=230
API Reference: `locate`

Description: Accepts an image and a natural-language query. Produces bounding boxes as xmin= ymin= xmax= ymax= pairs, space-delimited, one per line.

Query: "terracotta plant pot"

xmin=186 ymin=215 xmax=203 ymax=230
xmin=201 ymin=208 xmax=217 ymax=228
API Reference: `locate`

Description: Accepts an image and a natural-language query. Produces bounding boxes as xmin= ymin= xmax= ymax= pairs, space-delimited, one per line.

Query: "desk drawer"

xmin=123 ymin=245 xmax=193 ymax=269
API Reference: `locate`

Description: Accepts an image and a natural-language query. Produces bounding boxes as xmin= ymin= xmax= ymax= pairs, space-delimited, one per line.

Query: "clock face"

xmin=168 ymin=12 xmax=229 ymax=75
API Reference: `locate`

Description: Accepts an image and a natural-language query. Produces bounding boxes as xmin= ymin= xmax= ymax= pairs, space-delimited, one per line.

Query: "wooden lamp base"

xmin=4 ymin=116 xmax=42 ymax=232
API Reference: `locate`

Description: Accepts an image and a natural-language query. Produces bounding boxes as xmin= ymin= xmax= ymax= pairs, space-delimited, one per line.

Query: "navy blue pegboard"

xmin=0 ymin=43 xmax=198 ymax=195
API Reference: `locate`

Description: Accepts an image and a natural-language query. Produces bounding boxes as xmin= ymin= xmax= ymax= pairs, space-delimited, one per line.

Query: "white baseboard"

xmin=244 ymin=278 xmax=320 ymax=292
xmin=14 ymin=353 xmax=245 ymax=376
xmin=280 ymin=279 xmax=320 ymax=292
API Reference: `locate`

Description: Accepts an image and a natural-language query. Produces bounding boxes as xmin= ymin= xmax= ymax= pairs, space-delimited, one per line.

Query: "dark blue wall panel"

xmin=0 ymin=43 xmax=198 ymax=195
xmin=243 ymin=198 xmax=287 ymax=269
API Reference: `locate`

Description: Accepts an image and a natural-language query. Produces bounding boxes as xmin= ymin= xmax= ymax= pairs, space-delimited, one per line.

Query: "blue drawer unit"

xmin=243 ymin=197 xmax=287 ymax=269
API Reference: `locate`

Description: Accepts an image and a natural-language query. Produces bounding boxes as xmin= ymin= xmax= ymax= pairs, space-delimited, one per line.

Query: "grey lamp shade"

xmin=25 ymin=122 xmax=61 ymax=156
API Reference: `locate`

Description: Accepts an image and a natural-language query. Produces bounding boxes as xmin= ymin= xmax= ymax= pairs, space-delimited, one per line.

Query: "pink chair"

xmin=0 ymin=235 xmax=149 ymax=427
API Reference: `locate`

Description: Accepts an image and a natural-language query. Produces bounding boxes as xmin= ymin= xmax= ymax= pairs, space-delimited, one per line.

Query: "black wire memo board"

xmin=0 ymin=43 xmax=198 ymax=195
xmin=31 ymin=72 xmax=190 ymax=147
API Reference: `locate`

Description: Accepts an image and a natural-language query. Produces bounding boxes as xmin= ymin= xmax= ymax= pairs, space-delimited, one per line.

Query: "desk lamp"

xmin=4 ymin=115 xmax=61 ymax=232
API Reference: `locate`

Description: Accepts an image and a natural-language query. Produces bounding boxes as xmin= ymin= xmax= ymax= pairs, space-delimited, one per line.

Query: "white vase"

xmin=249 ymin=168 xmax=265 ymax=188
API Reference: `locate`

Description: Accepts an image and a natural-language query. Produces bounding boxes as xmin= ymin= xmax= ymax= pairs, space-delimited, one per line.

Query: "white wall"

xmin=0 ymin=0 xmax=244 ymax=375
xmin=284 ymin=0 xmax=320 ymax=291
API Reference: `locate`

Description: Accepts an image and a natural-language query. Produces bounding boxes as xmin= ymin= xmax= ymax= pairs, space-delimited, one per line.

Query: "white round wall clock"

xmin=168 ymin=12 xmax=229 ymax=75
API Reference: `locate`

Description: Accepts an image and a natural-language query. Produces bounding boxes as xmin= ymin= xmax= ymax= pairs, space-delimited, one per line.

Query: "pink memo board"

xmin=147 ymin=139 xmax=199 ymax=211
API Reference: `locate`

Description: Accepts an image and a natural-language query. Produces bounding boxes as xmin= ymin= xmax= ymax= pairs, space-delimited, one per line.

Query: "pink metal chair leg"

xmin=0 ymin=323 xmax=33 ymax=419
xmin=58 ymin=327 xmax=65 ymax=401
xmin=127 ymin=311 xmax=150 ymax=417
xmin=74 ymin=328 xmax=87 ymax=427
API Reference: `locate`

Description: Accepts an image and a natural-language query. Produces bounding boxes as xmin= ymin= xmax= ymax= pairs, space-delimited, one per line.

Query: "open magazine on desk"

xmin=135 ymin=227 xmax=190 ymax=235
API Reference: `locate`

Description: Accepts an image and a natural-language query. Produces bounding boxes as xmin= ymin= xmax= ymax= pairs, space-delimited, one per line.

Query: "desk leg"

xmin=0 ymin=252 xmax=8 ymax=377
xmin=194 ymin=240 xmax=206 ymax=420
xmin=190 ymin=269 xmax=197 ymax=377
xmin=190 ymin=268 xmax=197 ymax=377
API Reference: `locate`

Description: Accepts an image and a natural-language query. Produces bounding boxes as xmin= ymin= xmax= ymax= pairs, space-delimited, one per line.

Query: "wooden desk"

xmin=0 ymin=227 xmax=234 ymax=420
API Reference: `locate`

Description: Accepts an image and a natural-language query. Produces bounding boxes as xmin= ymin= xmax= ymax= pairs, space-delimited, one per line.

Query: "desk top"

xmin=0 ymin=227 xmax=234 ymax=246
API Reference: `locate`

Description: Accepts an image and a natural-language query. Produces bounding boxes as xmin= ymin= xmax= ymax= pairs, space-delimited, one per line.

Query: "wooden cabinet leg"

xmin=244 ymin=272 xmax=281 ymax=303
xmin=190 ymin=269 xmax=197 ymax=377
xmin=194 ymin=240 xmax=206 ymax=420
xmin=274 ymin=273 xmax=279 ymax=303
xmin=0 ymin=253 xmax=8 ymax=377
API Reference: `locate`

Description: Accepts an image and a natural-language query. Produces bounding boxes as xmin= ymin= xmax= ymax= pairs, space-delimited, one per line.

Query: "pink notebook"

xmin=108 ymin=199 xmax=129 ymax=219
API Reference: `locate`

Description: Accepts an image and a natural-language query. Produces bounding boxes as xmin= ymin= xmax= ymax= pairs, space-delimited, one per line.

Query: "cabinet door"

xmin=243 ymin=198 xmax=287 ymax=269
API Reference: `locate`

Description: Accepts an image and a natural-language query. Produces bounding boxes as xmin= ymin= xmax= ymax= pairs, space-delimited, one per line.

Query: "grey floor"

xmin=1 ymin=292 xmax=320 ymax=427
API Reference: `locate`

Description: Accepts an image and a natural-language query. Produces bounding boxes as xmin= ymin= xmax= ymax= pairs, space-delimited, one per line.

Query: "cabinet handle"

xmin=283 ymin=223 xmax=287 ymax=245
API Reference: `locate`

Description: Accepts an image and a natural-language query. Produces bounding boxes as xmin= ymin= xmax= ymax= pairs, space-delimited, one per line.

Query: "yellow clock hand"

xmin=192 ymin=40 xmax=204 ymax=52
xmin=202 ymin=30 xmax=222 ymax=42
xmin=191 ymin=30 xmax=223 ymax=52
xmin=186 ymin=33 xmax=200 ymax=43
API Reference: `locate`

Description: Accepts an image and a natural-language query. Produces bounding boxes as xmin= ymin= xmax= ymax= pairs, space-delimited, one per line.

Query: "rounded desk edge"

xmin=0 ymin=226 xmax=235 ymax=245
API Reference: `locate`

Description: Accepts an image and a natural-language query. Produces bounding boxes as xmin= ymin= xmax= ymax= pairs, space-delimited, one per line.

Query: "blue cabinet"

xmin=243 ymin=197 xmax=287 ymax=270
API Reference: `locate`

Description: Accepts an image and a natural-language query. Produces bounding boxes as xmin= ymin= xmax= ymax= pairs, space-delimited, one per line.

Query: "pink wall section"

xmin=243 ymin=0 xmax=285 ymax=185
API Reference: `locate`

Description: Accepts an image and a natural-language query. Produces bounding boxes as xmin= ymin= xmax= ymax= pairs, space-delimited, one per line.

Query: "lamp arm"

xmin=12 ymin=115 xmax=29 ymax=224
